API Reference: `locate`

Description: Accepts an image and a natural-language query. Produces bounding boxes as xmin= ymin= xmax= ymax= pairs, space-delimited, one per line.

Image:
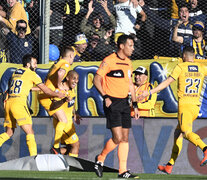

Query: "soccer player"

xmin=50 ymin=70 xmax=81 ymax=157
xmin=93 ymin=34 xmax=139 ymax=178
xmin=38 ymin=46 xmax=75 ymax=153
xmin=0 ymin=54 xmax=65 ymax=156
xmin=139 ymin=46 xmax=207 ymax=174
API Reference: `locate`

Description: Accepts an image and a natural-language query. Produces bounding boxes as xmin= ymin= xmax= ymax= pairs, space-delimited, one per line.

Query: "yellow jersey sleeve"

xmin=170 ymin=64 xmax=182 ymax=80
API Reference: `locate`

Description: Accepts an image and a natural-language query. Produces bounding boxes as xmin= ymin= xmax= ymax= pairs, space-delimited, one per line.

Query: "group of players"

xmin=1 ymin=34 xmax=207 ymax=178
xmin=0 ymin=46 xmax=80 ymax=158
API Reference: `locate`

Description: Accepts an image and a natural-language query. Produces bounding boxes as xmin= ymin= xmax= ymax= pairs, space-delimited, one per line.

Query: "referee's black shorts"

xmin=104 ymin=96 xmax=131 ymax=129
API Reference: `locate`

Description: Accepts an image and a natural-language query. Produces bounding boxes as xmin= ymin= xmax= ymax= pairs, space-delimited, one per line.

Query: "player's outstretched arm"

xmin=139 ymin=77 xmax=175 ymax=100
xmin=37 ymin=83 xmax=65 ymax=99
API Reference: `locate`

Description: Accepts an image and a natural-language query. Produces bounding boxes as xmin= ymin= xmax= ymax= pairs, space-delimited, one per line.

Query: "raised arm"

xmin=172 ymin=20 xmax=184 ymax=43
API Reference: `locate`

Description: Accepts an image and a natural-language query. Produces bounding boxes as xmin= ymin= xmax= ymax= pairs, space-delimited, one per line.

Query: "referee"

xmin=93 ymin=34 xmax=139 ymax=178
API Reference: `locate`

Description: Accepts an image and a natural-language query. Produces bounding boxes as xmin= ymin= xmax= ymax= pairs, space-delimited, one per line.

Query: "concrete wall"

xmin=0 ymin=117 xmax=206 ymax=175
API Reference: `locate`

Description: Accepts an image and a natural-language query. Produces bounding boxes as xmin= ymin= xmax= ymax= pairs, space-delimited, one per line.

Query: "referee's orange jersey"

xmin=96 ymin=53 xmax=133 ymax=98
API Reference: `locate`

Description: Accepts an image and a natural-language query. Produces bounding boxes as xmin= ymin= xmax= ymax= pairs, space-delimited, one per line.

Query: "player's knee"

xmin=112 ymin=136 xmax=122 ymax=144
xmin=182 ymin=131 xmax=190 ymax=139
xmin=121 ymin=136 xmax=128 ymax=143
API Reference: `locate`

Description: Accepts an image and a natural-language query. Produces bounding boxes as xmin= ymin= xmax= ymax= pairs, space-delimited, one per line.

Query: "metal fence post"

xmin=39 ymin=0 xmax=50 ymax=64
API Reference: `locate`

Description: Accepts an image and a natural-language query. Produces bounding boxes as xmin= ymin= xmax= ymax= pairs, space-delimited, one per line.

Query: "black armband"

xmin=132 ymin=101 xmax=138 ymax=109
xmin=102 ymin=95 xmax=110 ymax=100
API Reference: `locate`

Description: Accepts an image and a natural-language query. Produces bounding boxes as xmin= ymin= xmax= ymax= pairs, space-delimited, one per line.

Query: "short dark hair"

xmin=61 ymin=46 xmax=74 ymax=57
xmin=16 ymin=19 xmax=27 ymax=29
xmin=182 ymin=46 xmax=195 ymax=56
xmin=117 ymin=34 xmax=134 ymax=50
xmin=178 ymin=2 xmax=190 ymax=13
xmin=67 ymin=70 xmax=79 ymax=78
xmin=22 ymin=54 xmax=33 ymax=67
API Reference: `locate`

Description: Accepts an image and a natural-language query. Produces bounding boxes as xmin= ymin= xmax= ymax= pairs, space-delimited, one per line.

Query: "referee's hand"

xmin=134 ymin=108 xmax=140 ymax=120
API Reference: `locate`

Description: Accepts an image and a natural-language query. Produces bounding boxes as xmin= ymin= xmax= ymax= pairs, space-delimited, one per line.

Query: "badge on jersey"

xmin=188 ymin=65 xmax=198 ymax=72
xmin=65 ymin=64 xmax=69 ymax=67
xmin=24 ymin=41 xmax=29 ymax=47
xmin=68 ymin=97 xmax=76 ymax=107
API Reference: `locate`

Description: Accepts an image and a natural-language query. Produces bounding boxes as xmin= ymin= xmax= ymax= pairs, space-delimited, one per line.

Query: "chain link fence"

xmin=0 ymin=0 xmax=207 ymax=63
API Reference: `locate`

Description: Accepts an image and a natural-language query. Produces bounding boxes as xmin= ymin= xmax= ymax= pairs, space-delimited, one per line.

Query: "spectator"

xmin=82 ymin=31 xmax=115 ymax=61
xmin=26 ymin=0 xmax=40 ymax=32
xmin=170 ymin=3 xmax=193 ymax=57
xmin=3 ymin=19 xmax=34 ymax=63
xmin=83 ymin=0 xmax=115 ymax=25
xmin=139 ymin=0 xmax=205 ymax=57
xmin=0 ymin=0 xmax=31 ymax=35
xmin=0 ymin=23 xmax=8 ymax=63
xmin=170 ymin=0 xmax=189 ymax=24
xmin=188 ymin=0 xmax=207 ymax=36
xmin=62 ymin=0 xmax=81 ymax=45
xmin=72 ymin=33 xmax=88 ymax=62
xmin=0 ymin=0 xmax=7 ymax=18
xmin=114 ymin=0 xmax=147 ymax=43
xmin=173 ymin=21 xmax=206 ymax=59
xmin=131 ymin=66 xmax=157 ymax=117
xmin=18 ymin=0 xmax=31 ymax=20
xmin=80 ymin=0 xmax=116 ymax=43
xmin=50 ymin=3 xmax=64 ymax=47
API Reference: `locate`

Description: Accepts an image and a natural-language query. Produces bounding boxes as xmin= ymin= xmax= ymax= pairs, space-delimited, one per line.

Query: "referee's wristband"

xmin=102 ymin=95 xmax=110 ymax=100
xmin=132 ymin=102 xmax=138 ymax=109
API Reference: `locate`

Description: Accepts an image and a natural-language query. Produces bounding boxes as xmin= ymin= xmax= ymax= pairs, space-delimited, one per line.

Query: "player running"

xmin=139 ymin=46 xmax=207 ymax=174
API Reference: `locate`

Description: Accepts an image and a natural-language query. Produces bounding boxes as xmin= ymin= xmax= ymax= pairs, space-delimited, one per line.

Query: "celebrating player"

xmin=139 ymin=46 xmax=207 ymax=174
xmin=38 ymin=46 xmax=75 ymax=153
xmin=50 ymin=70 xmax=81 ymax=157
xmin=0 ymin=54 xmax=65 ymax=156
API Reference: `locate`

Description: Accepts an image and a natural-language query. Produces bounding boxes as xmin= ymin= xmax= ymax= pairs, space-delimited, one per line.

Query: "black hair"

xmin=16 ymin=19 xmax=27 ymax=30
xmin=178 ymin=2 xmax=190 ymax=13
xmin=117 ymin=34 xmax=134 ymax=50
xmin=92 ymin=12 xmax=104 ymax=25
xmin=182 ymin=46 xmax=195 ymax=55
xmin=67 ymin=70 xmax=79 ymax=77
xmin=22 ymin=54 xmax=33 ymax=67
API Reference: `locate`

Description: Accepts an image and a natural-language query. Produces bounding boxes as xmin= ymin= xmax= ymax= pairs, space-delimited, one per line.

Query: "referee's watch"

xmin=102 ymin=95 xmax=110 ymax=100
xmin=132 ymin=102 xmax=138 ymax=109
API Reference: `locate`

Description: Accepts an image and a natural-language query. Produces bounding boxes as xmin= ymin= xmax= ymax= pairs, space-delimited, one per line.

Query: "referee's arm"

xmin=93 ymin=74 xmax=105 ymax=96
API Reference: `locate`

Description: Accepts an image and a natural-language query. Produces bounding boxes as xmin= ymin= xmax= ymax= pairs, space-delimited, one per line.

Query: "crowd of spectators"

xmin=0 ymin=0 xmax=207 ymax=63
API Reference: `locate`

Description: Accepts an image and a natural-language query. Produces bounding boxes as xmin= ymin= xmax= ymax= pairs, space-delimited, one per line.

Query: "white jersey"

xmin=114 ymin=0 xmax=142 ymax=35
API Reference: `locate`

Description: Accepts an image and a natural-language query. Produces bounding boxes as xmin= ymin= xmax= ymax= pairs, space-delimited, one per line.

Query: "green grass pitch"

xmin=0 ymin=171 xmax=206 ymax=180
